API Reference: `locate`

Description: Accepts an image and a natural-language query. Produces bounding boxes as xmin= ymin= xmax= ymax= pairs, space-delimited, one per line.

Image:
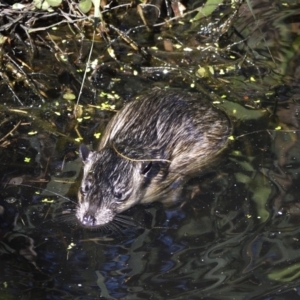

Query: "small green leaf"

xmin=28 ymin=131 xmax=38 ymax=135
xmin=268 ymin=263 xmax=300 ymax=282
xmin=34 ymin=0 xmax=50 ymax=10
xmin=0 ymin=34 xmax=8 ymax=45
xmin=79 ymin=0 xmax=92 ymax=13
xmin=46 ymin=0 xmax=62 ymax=7
xmin=63 ymin=93 xmax=76 ymax=100
xmin=42 ymin=198 xmax=55 ymax=203
xmin=12 ymin=3 xmax=27 ymax=9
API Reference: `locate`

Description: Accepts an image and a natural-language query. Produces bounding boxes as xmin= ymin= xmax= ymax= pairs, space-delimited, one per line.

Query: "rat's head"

xmin=76 ymin=144 xmax=154 ymax=228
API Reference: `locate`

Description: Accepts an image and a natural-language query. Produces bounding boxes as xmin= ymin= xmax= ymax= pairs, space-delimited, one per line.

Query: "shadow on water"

xmin=2 ymin=1 xmax=300 ymax=299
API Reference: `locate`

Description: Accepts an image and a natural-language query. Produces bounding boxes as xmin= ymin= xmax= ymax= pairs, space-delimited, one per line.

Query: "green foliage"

xmin=33 ymin=0 xmax=62 ymax=10
xmin=78 ymin=0 xmax=92 ymax=13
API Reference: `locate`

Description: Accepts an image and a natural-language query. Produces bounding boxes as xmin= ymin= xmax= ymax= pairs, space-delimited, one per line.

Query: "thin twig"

xmin=0 ymin=120 xmax=21 ymax=142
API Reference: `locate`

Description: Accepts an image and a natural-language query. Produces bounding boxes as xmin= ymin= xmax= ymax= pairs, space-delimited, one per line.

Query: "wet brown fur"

xmin=76 ymin=89 xmax=231 ymax=227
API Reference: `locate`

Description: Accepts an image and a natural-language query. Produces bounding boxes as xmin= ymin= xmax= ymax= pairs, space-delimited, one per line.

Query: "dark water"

xmin=1 ymin=1 xmax=300 ymax=299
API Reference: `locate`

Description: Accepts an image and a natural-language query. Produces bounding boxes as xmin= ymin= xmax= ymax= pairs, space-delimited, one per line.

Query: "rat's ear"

xmin=79 ymin=144 xmax=91 ymax=164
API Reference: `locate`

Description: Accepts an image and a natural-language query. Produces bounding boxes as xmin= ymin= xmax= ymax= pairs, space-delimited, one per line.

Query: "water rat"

xmin=76 ymin=89 xmax=231 ymax=228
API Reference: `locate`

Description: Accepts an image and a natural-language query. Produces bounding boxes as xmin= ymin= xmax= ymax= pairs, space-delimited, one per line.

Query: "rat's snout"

xmin=82 ymin=214 xmax=96 ymax=226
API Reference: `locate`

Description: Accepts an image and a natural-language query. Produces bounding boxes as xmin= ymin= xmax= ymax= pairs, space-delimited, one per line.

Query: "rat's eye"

xmin=80 ymin=185 xmax=89 ymax=195
xmin=141 ymin=162 xmax=152 ymax=175
xmin=114 ymin=192 xmax=123 ymax=200
xmin=80 ymin=178 xmax=93 ymax=195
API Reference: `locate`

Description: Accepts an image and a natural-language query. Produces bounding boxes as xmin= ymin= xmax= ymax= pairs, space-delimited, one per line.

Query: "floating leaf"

xmin=79 ymin=0 xmax=92 ymax=13
xmin=197 ymin=67 xmax=208 ymax=78
xmin=28 ymin=131 xmax=38 ymax=135
xmin=46 ymin=0 xmax=62 ymax=7
xmin=268 ymin=263 xmax=300 ymax=282
xmin=74 ymin=104 xmax=83 ymax=118
xmin=12 ymin=3 xmax=27 ymax=9
xmin=235 ymin=172 xmax=251 ymax=184
xmin=191 ymin=0 xmax=223 ymax=21
xmin=100 ymin=101 xmax=116 ymax=110
xmin=33 ymin=0 xmax=50 ymax=10
xmin=0 ymin=34 xmax=8 ymax=45
xmin=41 ymin=198 xmax=55 ymax=203
xmin=63 ymin=93 xmax=76 ymax=100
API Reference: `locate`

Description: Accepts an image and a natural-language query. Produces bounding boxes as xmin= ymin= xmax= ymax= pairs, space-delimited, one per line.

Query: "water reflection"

xmin=2 ymin=1 xmax=300 ymax=300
